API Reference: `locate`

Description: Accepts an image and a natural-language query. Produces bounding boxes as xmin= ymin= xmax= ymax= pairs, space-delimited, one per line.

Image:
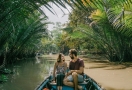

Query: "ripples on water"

xmin=0 ymin=56 xmax=55 ymax=90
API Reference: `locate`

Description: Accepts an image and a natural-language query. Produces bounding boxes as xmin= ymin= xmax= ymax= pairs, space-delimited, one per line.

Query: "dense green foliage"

xmin=0 ymin=0 xmax=53 ymax=67
xmin=1 ymin=0 xmax=132 ymax=69
xmin=59 ymin=0 xmax=132 ymax=62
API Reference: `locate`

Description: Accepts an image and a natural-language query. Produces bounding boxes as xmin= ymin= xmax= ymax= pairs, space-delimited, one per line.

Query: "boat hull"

xmin=35 ymin=74 xmax=104 ymax=90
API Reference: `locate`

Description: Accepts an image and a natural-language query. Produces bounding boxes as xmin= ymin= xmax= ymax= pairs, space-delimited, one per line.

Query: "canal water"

xmin=0 ymin=56 xmax=55 ymax=90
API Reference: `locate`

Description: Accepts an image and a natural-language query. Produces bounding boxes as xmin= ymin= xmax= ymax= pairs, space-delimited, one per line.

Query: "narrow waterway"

xmin=0 ymin=56 xmax=55 ymax=90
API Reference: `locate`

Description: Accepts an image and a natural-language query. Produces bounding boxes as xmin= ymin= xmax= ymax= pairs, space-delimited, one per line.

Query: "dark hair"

xmin=69 ymin=49 xmax=77 ymax=56
xmin=57 ymin=53 xmax=64 ymax=62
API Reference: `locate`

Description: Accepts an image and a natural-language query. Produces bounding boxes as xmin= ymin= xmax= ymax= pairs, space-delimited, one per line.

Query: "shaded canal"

xmin=0 ymin=56 xmax=55 ymax=90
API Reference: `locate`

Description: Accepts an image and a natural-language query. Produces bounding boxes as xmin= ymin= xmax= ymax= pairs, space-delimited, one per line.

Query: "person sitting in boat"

xmin=53 ymin=53 xmax=67 ymax=90
xmin=63 ymin=49 xmax=85 ymax=90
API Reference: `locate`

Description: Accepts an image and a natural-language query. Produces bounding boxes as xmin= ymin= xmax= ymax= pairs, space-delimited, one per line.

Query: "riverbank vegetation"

xmin=51 ymin=0 xmax=132 ymax=63
xmin=0 ymin=0 xmax=132 ymax=74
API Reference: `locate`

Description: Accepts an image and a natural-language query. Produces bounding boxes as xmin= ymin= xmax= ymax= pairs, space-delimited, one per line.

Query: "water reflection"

xmin=35 ymin=56 xmax=40 ymax=64
xmin=0 ymin=56 xmax=55 ymax=90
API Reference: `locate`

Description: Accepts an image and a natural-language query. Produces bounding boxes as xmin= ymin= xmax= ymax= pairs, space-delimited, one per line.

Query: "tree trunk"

xmin=0 ymin=53 xmax=6 ymax=69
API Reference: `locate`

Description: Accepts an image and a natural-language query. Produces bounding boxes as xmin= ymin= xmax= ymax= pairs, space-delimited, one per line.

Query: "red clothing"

xmin=69 ymin=58 xmax=84 ymax=74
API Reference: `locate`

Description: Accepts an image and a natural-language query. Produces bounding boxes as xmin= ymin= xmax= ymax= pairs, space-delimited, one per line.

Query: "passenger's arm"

xmin=69 ymin=67 xmax=84 ymax=74
xmin=66 ymin=61 xmax=71 ymax=76
xmin=64 ymin=62 xmax=67 ymax=73
xmin=53 ymin=62 xmax=57 ymax=81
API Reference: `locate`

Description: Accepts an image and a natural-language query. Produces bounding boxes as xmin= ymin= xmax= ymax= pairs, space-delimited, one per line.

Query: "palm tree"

xmin=1 ymin=0 xmax=132 ymax=69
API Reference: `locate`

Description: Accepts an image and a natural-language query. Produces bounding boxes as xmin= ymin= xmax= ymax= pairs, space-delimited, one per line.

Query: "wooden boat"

xmin=35 ymin=73 xmax=104 ymax=90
